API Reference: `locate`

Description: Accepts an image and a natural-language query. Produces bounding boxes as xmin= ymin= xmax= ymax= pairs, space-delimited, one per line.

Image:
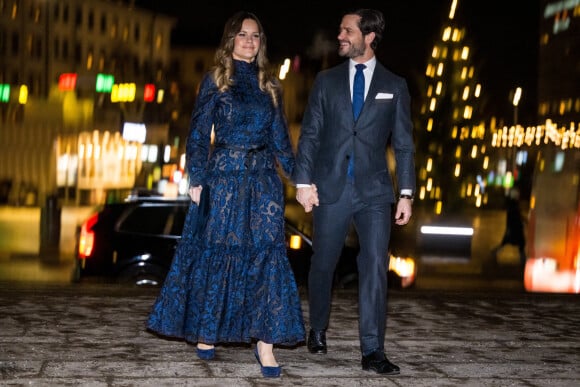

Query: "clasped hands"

xmin=296 ymin=184 xmax=319 ymax=213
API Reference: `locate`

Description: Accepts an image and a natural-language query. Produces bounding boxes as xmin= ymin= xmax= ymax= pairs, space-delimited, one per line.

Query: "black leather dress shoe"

xmin=361 ymin=350 xmax=400 ymax=375
xmin=307 ymin=329 xmax=327 ymax=354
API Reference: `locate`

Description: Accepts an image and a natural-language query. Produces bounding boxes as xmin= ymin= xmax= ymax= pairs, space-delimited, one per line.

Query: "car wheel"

xmin=118 ymin=265 xmax=167 ymax=287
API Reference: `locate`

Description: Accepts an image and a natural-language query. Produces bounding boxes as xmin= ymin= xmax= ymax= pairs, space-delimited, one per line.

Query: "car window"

xmin=117 ymin=204 xmax=187 ymax=236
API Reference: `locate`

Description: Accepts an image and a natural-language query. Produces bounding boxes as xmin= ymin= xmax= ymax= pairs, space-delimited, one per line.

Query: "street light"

xmin=512 ymin=87 xmax=522 ymax=126
xmin=509 ymin=87 xmax=523 ymax=175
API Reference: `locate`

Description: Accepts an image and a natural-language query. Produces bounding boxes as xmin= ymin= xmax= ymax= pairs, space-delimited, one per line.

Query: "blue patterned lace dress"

xmin=147 ymin=60 xmax=305 ymax=346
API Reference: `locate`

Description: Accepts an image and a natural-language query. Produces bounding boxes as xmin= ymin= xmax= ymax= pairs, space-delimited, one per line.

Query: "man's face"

xmin=337 ymin=14 xmax=365 ymax=59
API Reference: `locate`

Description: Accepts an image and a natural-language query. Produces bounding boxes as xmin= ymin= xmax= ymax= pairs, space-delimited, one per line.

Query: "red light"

xmin=78 ymin=213 xmax=98 ymax=258
xmin=144 ymin=84 xmax=155 ymax=102
xmin=292 ymin=55 xmax=301 ymax=72
xmin=58 ymin=73 xmax=77 ymax=91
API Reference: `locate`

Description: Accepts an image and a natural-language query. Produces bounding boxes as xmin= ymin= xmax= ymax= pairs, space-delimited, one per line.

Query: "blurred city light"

xmin=111 ymin=83 xmax=136 ymax=102
xmin=279 ymin=58 xmax=291 ymax=80
xmin=95 ymin=74 xmax=115 ymax=93
xmin=122 ymin=122 xmax=146 ymax=143
xmin=420 ymin=225 xmax=474 ymax=236
xmin=0 ymin=84 xmax=10 ymax=102
xmin=156 ymin=89 xmax=165 ymax=103
xmin=512 ymin=87 xmax=522 ymax=106
xmin=18 ymin=85 xmax=28 ymax=104
xmin=144 ymin=84 xmax=156 ymax=102
xmin=58 ymin=73 xmax=77 ymax=91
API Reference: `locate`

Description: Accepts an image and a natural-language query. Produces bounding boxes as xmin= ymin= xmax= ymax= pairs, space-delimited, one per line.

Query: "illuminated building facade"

xmin=415 ymin=0 xmax=580 ymax=213
xmin=415 ymin=0 xmax=490 ymax=213
xmin=0 ymin=0 xmax=176 ymax=205
xmin=0 ymin=0 xmax=174 ymax=100
xmin=490 ymin=0 xmax=580 ymax=203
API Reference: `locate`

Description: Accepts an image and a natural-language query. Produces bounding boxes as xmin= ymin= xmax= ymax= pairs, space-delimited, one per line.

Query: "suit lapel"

xmin=338 ymin=62 xmax=353 ymax=123
xmin=358 ymin=64 xmax=388 ymax=123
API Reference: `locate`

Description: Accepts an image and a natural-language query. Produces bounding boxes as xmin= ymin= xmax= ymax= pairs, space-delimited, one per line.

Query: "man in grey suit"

xmin=294 ymin=8 xmax=416 ymax=375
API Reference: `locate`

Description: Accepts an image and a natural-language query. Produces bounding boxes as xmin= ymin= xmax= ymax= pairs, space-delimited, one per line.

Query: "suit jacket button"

xmin=353 ymin=131 xmax=357 ymax=136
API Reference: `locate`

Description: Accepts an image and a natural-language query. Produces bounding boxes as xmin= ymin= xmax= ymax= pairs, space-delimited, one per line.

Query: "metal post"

xmin=40 ymin=194 xmax=61 ymax=262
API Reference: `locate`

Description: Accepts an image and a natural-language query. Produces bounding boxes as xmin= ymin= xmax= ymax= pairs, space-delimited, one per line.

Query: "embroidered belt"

xmin=214 ymin=143 xmax=267 ymax=168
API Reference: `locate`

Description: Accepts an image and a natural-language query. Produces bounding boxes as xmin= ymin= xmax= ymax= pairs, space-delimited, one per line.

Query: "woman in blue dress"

xmin=146 ymin=11 xmax=305 ymax=378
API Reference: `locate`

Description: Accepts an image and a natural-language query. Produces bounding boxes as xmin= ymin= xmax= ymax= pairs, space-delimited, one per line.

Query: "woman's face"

xmin=232 ymin=18 xmax=261 ymax=63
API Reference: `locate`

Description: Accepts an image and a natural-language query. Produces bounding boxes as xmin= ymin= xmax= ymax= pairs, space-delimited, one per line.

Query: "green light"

xmin=96 ymin=74 xmax=114 ymax=92
xmin=0 ymin=84 xmax=10 ymax=103
xmin=503 ymin=174 xmax=514 ymax=188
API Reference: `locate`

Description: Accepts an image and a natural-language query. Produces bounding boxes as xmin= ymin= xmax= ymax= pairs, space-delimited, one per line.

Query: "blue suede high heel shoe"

xmin=254 ymin=347 xmax=281 ymax=378
xmin=196 ymin=346 xmax=215 ymax=360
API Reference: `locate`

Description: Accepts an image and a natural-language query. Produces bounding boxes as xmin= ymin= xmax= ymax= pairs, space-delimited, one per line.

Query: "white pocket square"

xmin=375 ymin=92 xmax=394 ymax=99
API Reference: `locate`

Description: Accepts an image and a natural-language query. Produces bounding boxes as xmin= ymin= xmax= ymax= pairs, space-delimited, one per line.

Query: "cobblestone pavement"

xmin=0 ymin=282 xmax=579 ymax=386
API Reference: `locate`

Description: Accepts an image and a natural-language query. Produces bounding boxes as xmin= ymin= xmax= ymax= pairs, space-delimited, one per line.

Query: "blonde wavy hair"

xmin=212 ymin=11 xmax=281 ymax=107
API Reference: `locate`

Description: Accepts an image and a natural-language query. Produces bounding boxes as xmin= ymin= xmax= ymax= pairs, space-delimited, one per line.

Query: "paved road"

xmin=0 ymin=282 xmax=578 ymax=386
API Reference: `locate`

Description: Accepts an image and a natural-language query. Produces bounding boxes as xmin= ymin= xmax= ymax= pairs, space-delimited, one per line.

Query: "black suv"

xmin=73 ymin=195 xmax=416 ymax=288
xmin=73 ymin=195 xmax=319 ymax=286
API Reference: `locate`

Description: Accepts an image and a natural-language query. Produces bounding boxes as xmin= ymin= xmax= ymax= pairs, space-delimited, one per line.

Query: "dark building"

xmin=538 ymin=0 xmax=580 ymax=123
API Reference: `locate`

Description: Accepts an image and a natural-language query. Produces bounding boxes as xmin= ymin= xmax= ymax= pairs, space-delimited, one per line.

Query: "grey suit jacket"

xmin=294 ymin=60 xmax=416 ymax=204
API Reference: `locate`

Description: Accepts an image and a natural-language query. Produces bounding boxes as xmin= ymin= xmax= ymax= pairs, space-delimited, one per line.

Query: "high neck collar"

xmin=234 ymin=59 xmax=258 ymax=75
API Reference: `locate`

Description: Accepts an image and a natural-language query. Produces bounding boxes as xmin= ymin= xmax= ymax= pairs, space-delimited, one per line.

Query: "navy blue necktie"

xmin=348 ymin=63 xmax=366 ymax=180
xmin=352 ymin=64 xmax=366 ymax=120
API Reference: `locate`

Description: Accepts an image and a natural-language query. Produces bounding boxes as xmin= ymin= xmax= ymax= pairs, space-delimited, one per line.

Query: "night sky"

xmin=135 ymin=0 xmax=540 ymax=123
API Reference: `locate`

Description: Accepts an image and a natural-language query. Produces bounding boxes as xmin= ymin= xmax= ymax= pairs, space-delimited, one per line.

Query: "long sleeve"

xmin=391 ymin=78 xmax=416 ymax=193
xmin=293 ymin=74 xmax=324 ymax=185
xmin=269 ymin=90 xmax=295 ymax=180
xmin=186 ymin=74 xmax=217 ymax=187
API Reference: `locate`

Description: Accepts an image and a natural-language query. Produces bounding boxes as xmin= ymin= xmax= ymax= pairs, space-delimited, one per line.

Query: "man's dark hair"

xmin=349 ymin=9 xmax=385 ymax=51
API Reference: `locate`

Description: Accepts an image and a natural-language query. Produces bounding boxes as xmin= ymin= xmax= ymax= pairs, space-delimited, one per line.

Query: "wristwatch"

xmin=399 ymin=194 xmax=414 ymax=202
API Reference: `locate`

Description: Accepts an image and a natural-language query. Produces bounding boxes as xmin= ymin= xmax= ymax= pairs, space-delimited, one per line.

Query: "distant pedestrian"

xmin=492 ymin=188 xmax=526 ymax=267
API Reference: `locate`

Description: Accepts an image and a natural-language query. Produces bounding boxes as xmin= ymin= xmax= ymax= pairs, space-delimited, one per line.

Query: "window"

xmin=34 ymin=35 xmax=42 ymax=58
xmin=0 ymin=28 xmax=5 ymax=56
xmin=10 ymin=1 xmax=17 ymax=19
xmin=155 ymin=33 xmax=162 ymax=49
xmin=31 ymin=4 xmax=40 ymax=23
xmin=75 ymin=7 xmax=82 ymax=27
xmin=118 ymin=204 xmax=187 ymax=236
xmin=86 ymin=49 xmax=93 ymax=70
xmin=110 ymin=18 xmax=118 ymax=38
xmin=11 ymin=32 xmax=20 ymax=56
xmin=88 ymin=10 xmax=94 ymax=31
xmin=25 ymin=34 xmax=32 ymax=55
xmin=63 ymin=40 xmax=69 ymax=58
xmin=53 ymin=2 xmax=59 ymax=21
xmin=74 ymin=42 xmax=81 ymax=64
xmin=53 ymin=37 xmax=59 ymax=59
xmin=27 ymin=74 xmax=34 ymax=95
xmin=98 ymin=50 xmax=105 ymax=71
xmin=122 ymin=25 xmax=128 ymax=41
xmin=63 ymin=4 xmax=69 ymax=23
